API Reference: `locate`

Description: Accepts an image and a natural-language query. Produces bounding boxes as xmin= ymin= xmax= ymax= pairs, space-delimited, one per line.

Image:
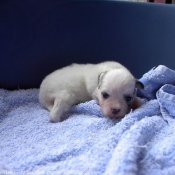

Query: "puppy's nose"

xmin=112 ymin=108 xmax=120 ymax=115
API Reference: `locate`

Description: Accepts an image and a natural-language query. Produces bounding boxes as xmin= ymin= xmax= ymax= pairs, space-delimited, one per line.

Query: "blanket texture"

xmin=1 ymin=65 xmax=175 ymax=175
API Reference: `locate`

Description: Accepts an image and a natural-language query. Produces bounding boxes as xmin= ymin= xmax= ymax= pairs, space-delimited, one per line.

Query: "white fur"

xmin=39 ymin=61 xmax=140 ymax=122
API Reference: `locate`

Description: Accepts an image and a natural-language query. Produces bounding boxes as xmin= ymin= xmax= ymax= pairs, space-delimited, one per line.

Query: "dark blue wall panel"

xmin=1 ymin=1 xmax=175 ymax=89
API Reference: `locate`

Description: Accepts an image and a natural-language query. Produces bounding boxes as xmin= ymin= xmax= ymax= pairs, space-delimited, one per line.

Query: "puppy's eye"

xmin=124 ymin=96 xmax=132 ymax=102
xmin=102 ymin=92 xmax=109 ymax=99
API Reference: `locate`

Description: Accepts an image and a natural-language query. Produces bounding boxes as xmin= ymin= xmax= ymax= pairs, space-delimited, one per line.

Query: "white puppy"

xmin=39 ymin=61 xmax=143 ymax=122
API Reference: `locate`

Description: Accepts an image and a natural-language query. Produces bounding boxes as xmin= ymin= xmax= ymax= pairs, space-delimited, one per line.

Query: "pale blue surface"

xmin=1 ymin=65 xmax=175 ymax=175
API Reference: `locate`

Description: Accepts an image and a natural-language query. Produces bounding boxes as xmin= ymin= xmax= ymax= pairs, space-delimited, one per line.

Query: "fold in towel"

xmin=1 ymin=65 xmax=175 ymax=175
xmin=137 ymin=65 xmax=175 ymax=99
xmin=157 ymin=84 xmax=175 ymax=123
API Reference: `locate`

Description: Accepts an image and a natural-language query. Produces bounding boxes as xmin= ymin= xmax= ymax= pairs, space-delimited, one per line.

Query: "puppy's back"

xmin=39 ymin=63 xmax=95 ymax=105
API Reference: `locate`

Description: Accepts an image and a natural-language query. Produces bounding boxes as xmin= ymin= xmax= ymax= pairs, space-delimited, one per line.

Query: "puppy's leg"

xmin=50 ymin=97 xmax=65 ymax=122
xmin=50 ymin=92 xmax=76 ymax=122
xmin=131 ymin=97 xmax=142 ymax=110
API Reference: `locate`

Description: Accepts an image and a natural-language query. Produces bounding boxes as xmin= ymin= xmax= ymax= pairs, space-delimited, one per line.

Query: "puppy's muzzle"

xmin=111 ymin=108 xmax=120 ymax=115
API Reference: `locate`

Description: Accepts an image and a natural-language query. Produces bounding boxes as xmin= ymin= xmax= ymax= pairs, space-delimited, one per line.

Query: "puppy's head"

xmin=96 ymin=69 xmax=143 ymax=119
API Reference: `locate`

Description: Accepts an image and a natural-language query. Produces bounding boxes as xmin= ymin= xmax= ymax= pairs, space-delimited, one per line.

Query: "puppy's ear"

xmin=98 ymin=71 xmax=107 ymax=89
xmin=135 ymin=80 xmax=144 ymax=89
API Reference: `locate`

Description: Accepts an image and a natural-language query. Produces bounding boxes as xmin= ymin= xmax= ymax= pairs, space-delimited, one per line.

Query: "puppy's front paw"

xmin=49 ymin=97 xmax=64 ymax=123
xmin=131 ymin=97 xmax=142 ymax=110
xmin=49 ymin=106 xmax=63 ymax=122
xmin=49 ymin=114 xmax=62 ymax=123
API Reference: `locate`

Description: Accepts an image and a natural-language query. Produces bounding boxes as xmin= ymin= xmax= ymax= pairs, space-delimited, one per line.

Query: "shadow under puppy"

xmin=39 ymin=61 xmax=144 ymax=122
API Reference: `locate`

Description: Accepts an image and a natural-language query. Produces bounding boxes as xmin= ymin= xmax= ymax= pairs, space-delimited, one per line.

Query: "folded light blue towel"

xmin=1 ymin=65 xmax=175 ymax=175
xmin=137 ymin=65 xmax=175 ymax=99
